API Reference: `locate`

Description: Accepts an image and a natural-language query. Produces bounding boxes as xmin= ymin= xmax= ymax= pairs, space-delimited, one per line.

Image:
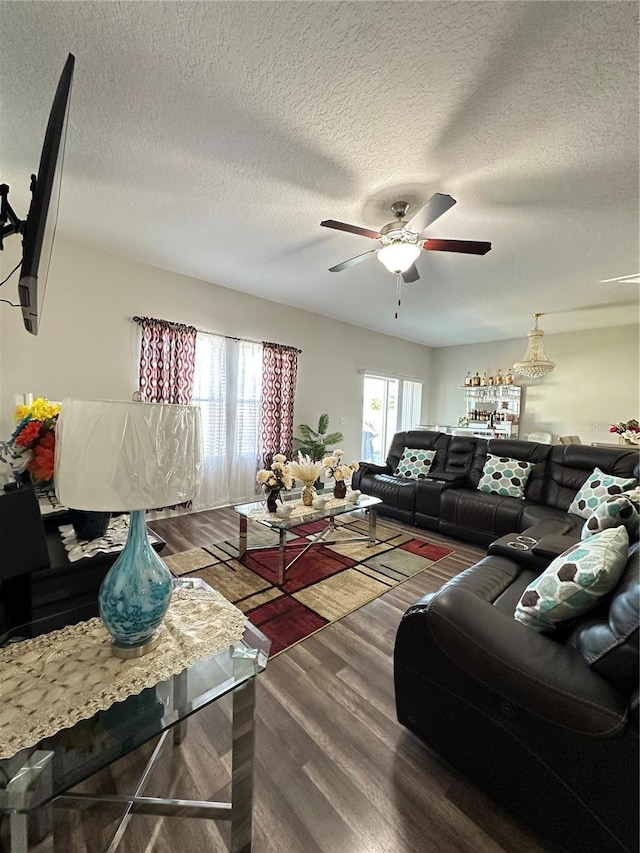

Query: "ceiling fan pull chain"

xmin=395 ymin=272 xmax=402 ymax=319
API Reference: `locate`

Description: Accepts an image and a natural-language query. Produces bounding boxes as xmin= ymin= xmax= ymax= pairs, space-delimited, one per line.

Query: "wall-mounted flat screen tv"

xmin=15 ymin=53 xmax=75 ymax=335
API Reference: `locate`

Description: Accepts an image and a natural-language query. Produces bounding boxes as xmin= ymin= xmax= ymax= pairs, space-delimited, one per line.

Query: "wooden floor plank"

xmin=23 ymin=506 xmax=548 ymax=852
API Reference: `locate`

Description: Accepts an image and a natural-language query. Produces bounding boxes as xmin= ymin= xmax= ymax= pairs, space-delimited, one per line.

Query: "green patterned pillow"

xmin=477 ymin=454 xmax=534 ymax=499
xmin=568 ymin=467 xmax=637 ymax=519
xmin=581 ymin=488 xmax=640 ymax=541
xmin=514 ymin=526 xmax=629 ymax=632
xmin=394 ymin=448 xmax=436 ymax=480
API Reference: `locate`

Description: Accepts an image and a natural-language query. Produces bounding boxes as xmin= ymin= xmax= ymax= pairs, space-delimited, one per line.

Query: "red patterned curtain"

xmin=259 ymin=342 xmax=299 ymax=467
xmin=134 ymin=316 xmax=197 ymax=404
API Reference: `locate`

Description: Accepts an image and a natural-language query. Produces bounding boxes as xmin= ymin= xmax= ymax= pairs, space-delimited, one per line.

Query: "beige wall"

xmin=2 ymin=239 xmax=637 ymax=460
xmin=430 ymin=325 xmax=640 ymax=445
xmin=0 ymin=240 xmax=433 ymax=460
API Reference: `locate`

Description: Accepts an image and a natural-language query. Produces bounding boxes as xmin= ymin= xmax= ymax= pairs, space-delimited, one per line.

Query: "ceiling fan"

xmin=321 ymin=193 xmax=491 ymax=284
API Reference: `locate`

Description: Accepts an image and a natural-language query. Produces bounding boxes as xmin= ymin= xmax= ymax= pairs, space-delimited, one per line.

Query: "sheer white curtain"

xmin=192 ymin=333 xmax=262 ymax=510
xmin=399 ymin=380 xmax=423 ymax=431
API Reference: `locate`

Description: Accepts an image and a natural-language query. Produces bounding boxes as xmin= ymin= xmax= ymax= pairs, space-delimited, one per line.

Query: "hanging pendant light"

xmin=513 ymin=313 xmax=556 ymax=379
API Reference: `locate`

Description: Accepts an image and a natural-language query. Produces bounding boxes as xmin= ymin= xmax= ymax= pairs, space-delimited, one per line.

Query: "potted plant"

xmin=292 ymin=413 xmax=343 ymax=461
xmin=292 ymin=414 xmax=343 ymax=491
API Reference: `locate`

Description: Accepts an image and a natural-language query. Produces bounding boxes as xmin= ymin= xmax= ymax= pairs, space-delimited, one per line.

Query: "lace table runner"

xmin=59 ymin=514 xmax=163 ymax=562
xmin=37 ymin=492 xmax=67 ymax=516
xmin=0 ymin=587 xmax=246 ymax=759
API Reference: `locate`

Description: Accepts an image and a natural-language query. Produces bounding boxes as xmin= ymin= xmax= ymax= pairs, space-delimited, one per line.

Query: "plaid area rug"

xmin=163 ymin=516 xmax=454 ymax=655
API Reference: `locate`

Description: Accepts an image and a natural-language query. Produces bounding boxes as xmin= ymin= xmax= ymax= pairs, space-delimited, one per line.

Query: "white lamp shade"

xmin=377 ymin=243 xmax=421 ymax=273
xmin=55 ymin=398 xmax=202 ymax=511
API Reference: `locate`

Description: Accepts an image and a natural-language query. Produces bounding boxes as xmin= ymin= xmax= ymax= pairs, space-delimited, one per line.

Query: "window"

xmin=192 ymin=334 xmax=262 ymax=509
xmin=361 ymin=374 xmax=423 ymax=464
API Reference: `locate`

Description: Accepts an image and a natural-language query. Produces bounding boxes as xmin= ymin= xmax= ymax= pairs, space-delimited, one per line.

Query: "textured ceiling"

xmin=1 ymin=1 xmax=638 ymax=346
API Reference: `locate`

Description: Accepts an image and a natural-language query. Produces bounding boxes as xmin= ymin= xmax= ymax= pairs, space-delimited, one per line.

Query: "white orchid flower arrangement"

xmin=322 ymin=449 xmax=360 ymax=482
xmin=256 ymin=454 xmax=294 ymax=493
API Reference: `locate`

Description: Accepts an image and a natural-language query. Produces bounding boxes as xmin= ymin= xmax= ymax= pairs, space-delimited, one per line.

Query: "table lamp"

xmin=55 ymin=398 xmax=202 ymax=658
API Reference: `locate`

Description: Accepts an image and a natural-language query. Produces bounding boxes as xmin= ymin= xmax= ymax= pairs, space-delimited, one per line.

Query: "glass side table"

xmin=0 ymin=578 xmax=270 ymax=853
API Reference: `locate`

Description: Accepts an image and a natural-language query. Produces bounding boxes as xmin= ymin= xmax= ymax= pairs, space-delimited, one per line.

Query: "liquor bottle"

xmin=505 ymin=368 xmax=513 ymax=385
xmin=495 ymin=369 xmax=503 ymax=385
xmin=472 ymin=372 xmax=481 ymax=387
xmin=487 ymin=372 xmax=494 ymax=386
xmin=464 ymin=371 xmax=472 ymax=387
xmin=480 ymin=372 xmax=487 ymax=386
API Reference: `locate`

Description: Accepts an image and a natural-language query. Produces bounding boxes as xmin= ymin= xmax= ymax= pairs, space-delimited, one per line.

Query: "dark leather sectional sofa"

xmin=354 ymin=430 xmax=640 ymax=852
xmin=394 ymin=539 xmax=639 ymax=853
xmin=352 ymin=429 xmax=640 ymax=544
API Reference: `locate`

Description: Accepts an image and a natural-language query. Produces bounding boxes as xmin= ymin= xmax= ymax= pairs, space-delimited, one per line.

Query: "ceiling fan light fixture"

xmin=377 ymin=243 xmax=421 ymax=273
xmin=513 ymin=313 xmax=556 ymax=379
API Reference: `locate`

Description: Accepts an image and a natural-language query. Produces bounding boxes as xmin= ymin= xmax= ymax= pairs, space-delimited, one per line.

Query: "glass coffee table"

xmin=234 ymin=494 xmax=382 ymax=585
xmin=0 ymin=578 xmax=270 ymax=853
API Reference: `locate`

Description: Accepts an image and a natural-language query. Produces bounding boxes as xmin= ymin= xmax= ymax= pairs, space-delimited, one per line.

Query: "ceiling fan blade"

xmin=329 ymin=249 xmax=377 ymax=272
xmin=320 ymin=219 xmax=381 ymax=240
xmin=406 ymin=193 xmax=456 ymax=235
xmin=402 ymin=264 xmax=420 ymax=283
xmin=422 ymin=238 xmax=492 ymax=255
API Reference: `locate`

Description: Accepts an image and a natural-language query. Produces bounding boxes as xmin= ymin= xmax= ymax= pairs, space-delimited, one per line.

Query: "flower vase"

xmin=301 ymin=481 xmax=316 ymax=506
xmin=333 ymin=479 xmax=347 ymax=500
xmin=98 ymin=509 xmax=172 ymax=655
xmin=70 ymin=509 xmax=111 ymax=540
xmin=266 ymin=490 xmax=280 ymax=513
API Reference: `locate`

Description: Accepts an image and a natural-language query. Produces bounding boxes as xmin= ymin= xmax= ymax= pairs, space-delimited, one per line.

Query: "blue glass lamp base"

xmin=98 ymin=509 xmax=172 ymax=656
xmin=111 ymin=628 xmax=163 ymax=659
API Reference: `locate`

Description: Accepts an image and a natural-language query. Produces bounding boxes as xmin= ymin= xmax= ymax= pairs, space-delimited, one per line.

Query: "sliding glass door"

xmin=361 ymin=374 xmax=423 ymax=464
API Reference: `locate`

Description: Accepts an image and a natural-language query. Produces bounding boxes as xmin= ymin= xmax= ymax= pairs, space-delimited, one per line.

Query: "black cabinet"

xmin=0 ymin=487 xmax=165 ymax=635
xmin=31 ymin=514 xmax=166 ymax=632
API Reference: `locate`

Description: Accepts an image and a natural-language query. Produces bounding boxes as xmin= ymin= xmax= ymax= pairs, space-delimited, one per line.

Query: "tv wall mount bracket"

xmin=0 ymin=181 xmax=33 ymax=251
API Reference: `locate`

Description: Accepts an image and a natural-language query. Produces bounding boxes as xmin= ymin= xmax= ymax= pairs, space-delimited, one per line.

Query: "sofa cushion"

xmin=440 ymin=488 xmax=526 ymax=538
xmin=514 ymin=526 xmax=630 ymax=632
xmin=394 ymin=448 xmax=436 ymax=480
xmin=477 ymin=454 xmax=534 ymax=499
xmin=581 ymin=488 xmax=640 ymax=541
xmin=487 ymin=438 xmax=552 ymax=503
xmin=356 ymin=473 xmax=416 ymax=513
xmin=566 ymin=542 xmax=639 ymax=694
xmin=519 ymin=504 xmax=583 ymax=537
xmin=544 ymin=445 xmax=639 ymax=512
xmin=439 ymin=435 xmax=480 ymax=484
xmin=385 ymin=430 xmax=450 ymax=475
xmin=568 ymin=467 xmax=636 ymax=519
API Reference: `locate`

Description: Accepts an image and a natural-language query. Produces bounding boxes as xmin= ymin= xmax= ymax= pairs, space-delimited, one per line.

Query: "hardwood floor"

xmin=28 ymin=509 xmax=549 ymax=852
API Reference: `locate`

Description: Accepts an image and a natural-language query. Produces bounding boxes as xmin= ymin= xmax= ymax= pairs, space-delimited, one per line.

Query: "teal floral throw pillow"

xmin=477 ymin=454 xmax=534 ymax=499
xmin=568 ymin=467 xmax=636 ymax=519
xmin=394 ymin=448 xmax=436 ymax=480
xmin=581 ymin=488 xmax=640 ymax=541
xmin=514 ymin=526 xmax=629 ymax=632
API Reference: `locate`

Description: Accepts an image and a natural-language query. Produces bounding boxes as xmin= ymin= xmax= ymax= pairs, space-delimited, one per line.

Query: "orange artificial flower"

xmin=14 ymin=419 xmax=43 ymax=448
xmin=28 ymin=430 xmax=56 ymax=483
